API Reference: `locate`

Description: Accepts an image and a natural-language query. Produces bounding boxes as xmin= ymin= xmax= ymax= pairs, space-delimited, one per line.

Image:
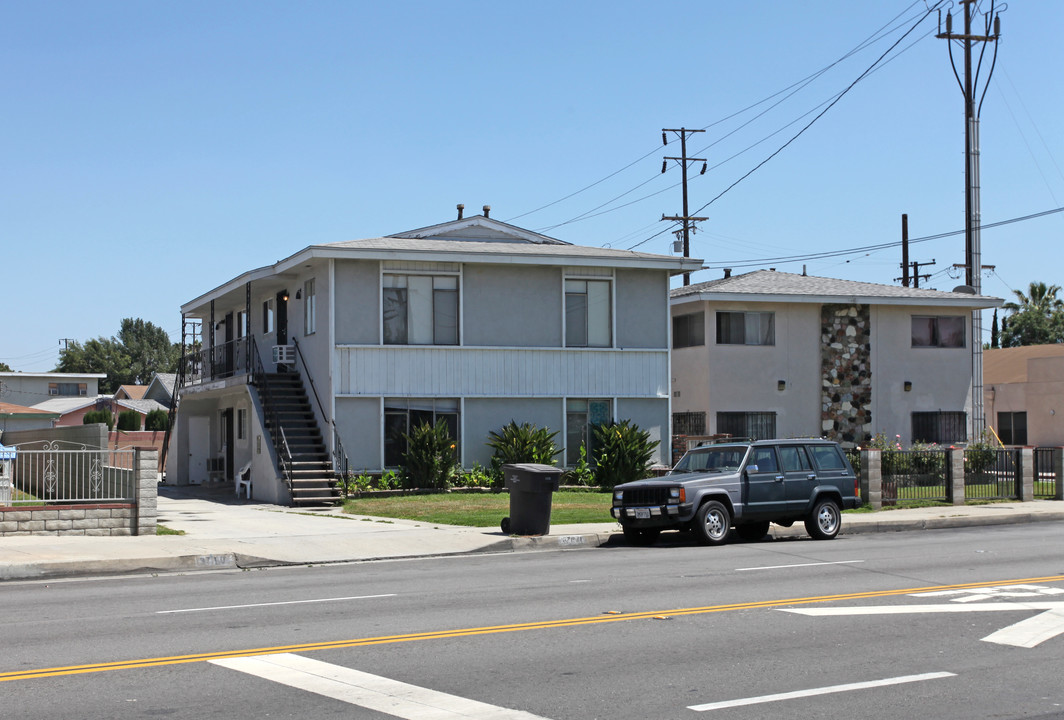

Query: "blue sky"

xmin=2 ymin=1 xmax=1061 ymax=372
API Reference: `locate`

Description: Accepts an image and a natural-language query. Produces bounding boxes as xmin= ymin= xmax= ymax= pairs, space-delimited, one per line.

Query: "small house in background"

xmin=0 ymin=402 xmax=60 ymax=434
xmin=0 ymin=372 xmax=106 ymax=407
xmin=113 ymin=385 xmax=148 ymax=401
xmin=669 ymin=269 xmax=1002 ymax=453
xmin=984 ymin=344 xmax=1064 ymax=446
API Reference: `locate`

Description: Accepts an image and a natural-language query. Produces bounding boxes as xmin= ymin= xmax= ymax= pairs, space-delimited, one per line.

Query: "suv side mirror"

xmin=745 ymin=464 xmax=759 ymax=473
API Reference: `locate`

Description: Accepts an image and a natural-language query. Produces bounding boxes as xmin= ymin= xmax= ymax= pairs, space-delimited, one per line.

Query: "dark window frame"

xmin=673 ymin=312 xmax=706 ymax=349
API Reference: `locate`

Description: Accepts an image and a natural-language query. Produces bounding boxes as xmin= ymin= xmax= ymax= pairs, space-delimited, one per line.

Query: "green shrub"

xmin=83 ymin=409 xmax=114 ymax=430
xmin=458 ymin=463 xmax=494 ymax=488
xmin=592 ymin=420 xmax=659 ymax=489
xmin=486 ymin=421 xmax=561 ymax=486
xmin=402 ymin=420 xmax=459 ymax=489
xmin=117 ymin=410 xmax=142 ymax=431
xmin=144 ymin=409 xmax=169 ymax=431
xmin=965 ymin=433 xmax=999 ymax=475
xmin=562 ymin=444 xmax=596 ymax=486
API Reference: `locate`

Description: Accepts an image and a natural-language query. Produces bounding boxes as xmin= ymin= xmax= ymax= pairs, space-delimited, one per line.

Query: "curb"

xmin=2 ymin=511 xmax=1062 ymax=582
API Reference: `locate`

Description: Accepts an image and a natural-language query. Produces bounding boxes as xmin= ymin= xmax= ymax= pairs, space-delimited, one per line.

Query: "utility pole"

xmin=937 ymin=0 xmax=1002 ymax=439
xmin=900 ymin=214 xmax=910 ymax=287
xmin=661 ymin=128 xmax=707 ymax=286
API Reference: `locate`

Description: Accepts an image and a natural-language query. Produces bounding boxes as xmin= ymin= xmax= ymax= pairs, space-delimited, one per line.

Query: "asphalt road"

xmin=5 ymin=523 xmax=1064 ymax=720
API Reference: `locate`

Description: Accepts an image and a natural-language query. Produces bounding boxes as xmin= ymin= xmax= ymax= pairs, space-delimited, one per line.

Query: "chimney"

xmin=457 ymin=203 xmax=464 ymax=220
xmin=723 ymin=268 xmax=732 ymax=278
xmin=483 ymin=205 xmax=491 ymax=218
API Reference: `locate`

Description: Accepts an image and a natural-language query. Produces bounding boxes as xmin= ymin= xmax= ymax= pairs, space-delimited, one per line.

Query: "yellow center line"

xmin=5 ymin=574 xmax=1062 ymax=683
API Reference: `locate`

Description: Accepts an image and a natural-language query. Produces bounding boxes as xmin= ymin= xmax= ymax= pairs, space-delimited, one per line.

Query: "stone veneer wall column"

xmin=821 ymin=304 xmax=872 ymax=446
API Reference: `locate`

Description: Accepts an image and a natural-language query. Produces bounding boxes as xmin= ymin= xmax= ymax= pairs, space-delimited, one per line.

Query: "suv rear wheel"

xmin=694 ymin=501 xmax=731 ymax=546
xmin=805 ymin=498 xmax=841 ymax=540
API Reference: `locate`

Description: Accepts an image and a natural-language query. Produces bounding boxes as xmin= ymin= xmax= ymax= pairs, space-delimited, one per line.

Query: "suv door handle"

xmin=807 ymin=473 xmax=817 ymax=480
xmin=774 ymin=475 xmax=785 ymax=482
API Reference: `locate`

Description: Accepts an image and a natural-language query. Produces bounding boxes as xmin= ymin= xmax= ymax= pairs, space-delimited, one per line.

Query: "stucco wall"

xmin=985 ymin=355 xmax=1064 ymax=446
xmin=463 ymin=398 xmax=565 ymax=467
xmin=615 ymin=397 xmax=669 ymax=466
xmin=615 ymin=269 xmax=669 ymax=349
xmin=334 ymin=260 xmax=380 ymax=345
xmin=463 ymin=265 xmax=562 ymax=347
xmin=334 ymin=396 xmax=384 ymax=472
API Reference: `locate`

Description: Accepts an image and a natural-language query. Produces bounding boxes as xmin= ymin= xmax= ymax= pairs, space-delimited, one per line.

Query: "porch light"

xmin=777 ymin=380 xmax=786 ymax=391
xmin=281 ymin=290 xmax=289 ymax=302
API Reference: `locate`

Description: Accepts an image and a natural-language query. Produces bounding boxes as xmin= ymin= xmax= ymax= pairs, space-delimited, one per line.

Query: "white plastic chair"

xmin=236 ymin=461 xmax=253 ymax=499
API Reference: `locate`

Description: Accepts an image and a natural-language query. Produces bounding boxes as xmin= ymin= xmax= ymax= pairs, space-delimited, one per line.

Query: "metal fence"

xmin=880 ymin=449 xmax=951 ymax=506
xmin=8 ymin=443 xmax=137 ymax=504
xmin=964 ymin=448 xmax=1021 ymax=500
xmin=1033 ymin=447 xmax=1061 ymax=499
xmin=180 ymin=338 xmax=250 ymax=387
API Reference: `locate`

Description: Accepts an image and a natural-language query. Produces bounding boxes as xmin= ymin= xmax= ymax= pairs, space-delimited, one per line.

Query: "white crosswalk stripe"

xmin=211 ymin=653 xmax=552 ymax=720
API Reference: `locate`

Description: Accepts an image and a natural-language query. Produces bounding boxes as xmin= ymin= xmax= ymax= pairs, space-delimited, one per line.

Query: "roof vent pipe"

xmin=723 ymin=268 xmax=732 ymax=278
xmin=457 ymin=204 xmax=464 ymax=220
xmin=483 ymin=205 xmax=491 ymax=218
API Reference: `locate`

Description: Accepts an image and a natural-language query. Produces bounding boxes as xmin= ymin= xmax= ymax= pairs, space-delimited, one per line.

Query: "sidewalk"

xmin=2 ymin=487 xmax=1063 ymax=581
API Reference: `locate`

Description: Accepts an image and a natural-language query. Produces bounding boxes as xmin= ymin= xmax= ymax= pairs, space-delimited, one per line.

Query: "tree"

xmin=989 ymin=309 xmax=999 ymax=349
xmin=0 ymin=361 xmax=11 ymax=372
xmin=118 ymin=318 xmax=179 ymax=385
xmin=1000 ymin=281 xmax=1064 ymax=348
xmin=54 ymin=318 xmax=178 ymax=393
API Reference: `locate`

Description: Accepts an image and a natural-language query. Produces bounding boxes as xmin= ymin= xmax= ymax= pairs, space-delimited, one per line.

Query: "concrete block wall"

xmin=0 ymin=447 xmax=158 ymax=536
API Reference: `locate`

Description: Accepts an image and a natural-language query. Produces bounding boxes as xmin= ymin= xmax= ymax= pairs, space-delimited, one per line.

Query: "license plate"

xmin=634 ymin=508 xmax=651 ymax=519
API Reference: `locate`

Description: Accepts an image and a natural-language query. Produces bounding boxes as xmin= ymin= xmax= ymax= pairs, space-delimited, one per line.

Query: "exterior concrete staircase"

xmin=258 ymin=372 xmax=342 ymax=506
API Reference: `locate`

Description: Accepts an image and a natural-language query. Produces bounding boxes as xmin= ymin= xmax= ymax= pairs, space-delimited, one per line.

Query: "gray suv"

xmin=611 ymin=439 xmax=859 ymax=546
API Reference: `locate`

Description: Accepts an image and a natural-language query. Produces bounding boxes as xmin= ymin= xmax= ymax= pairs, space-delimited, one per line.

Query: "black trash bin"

xmin=500 ymin=463 xmax=562 ymax=535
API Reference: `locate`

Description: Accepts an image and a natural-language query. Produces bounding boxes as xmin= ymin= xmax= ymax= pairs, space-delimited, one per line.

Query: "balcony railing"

xmin=179 ymin=338 xmax=250 ymax=387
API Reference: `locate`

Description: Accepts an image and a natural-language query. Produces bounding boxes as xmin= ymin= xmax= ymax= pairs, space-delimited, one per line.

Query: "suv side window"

xmin=779 ymin=445 xmax=810 ymax=472
xmin=748 ymin=447 xmax=779 ymax=473
xmin=808 ymin=445 xmax=846 ymax=471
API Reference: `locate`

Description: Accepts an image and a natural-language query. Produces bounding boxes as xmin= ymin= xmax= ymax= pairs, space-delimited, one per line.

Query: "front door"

xmin=222 ymin=408 xmax=235 ymax=481
xmin=276 ymin=290 xmax=289 ymax=372
xmin=742 ymin=446 xmax=786 ymax=518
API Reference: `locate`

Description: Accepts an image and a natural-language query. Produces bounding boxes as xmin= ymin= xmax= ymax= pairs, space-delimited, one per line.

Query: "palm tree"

xmin=1003 ymin=281 xmax=1063 ymax=315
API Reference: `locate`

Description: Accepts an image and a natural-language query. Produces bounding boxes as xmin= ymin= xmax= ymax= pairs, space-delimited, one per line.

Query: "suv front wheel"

xmin=694 ymin=500 xmax=731 ymax=546
xmin=805 ymin=498 xmax=841 ymax=540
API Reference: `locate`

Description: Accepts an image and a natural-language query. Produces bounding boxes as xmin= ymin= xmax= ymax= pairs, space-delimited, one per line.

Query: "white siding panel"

xmin=336 ymin=346 xmax=667 ymax=398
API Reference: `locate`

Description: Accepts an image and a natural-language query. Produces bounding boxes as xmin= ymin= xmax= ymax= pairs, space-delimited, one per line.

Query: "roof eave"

xmin=671 ymin=291 xmax=1002 ymax=309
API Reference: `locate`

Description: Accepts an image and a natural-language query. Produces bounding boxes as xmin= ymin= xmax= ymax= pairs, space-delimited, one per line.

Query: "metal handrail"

xmin=290 ymin=338 xmax=353 ymax=480
xmin=250 ymin=337 xmax=295 ymax=489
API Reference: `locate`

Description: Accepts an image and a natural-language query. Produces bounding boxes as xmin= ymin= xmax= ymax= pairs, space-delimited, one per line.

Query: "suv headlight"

xmin=667 ymin=487 xmax=685 ymax=504
xmin=613 ymin=489 xmax=624 ymax=504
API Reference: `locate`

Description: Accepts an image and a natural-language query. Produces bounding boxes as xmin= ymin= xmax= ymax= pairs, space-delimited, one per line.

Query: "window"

xmin=304 ymin=278 xmax=317 ymax=335
xmin=748 ymin=447 xmax=778 ymax=472
xmin=383 ymin=274 xmax=458 ymax=345
xmin=997 ymin=411 xmax=1027 ymax=446
xmin=236 ymin=311 xmax=246 ymax=339
xmin=566 ymin=398 xmax=611 ymax=465
xmin=383 ymin=398 xmax=459 ymax=467
xmin=717 ymin=411 xmax=777 ymax=440
xmin=716 ymin=311 xmax=774 ymax=345
xmin=237 ymin=408 xmax=247 ymax=441
xmin=263 ymin=298 xmax=275 ymax=334
xmin=912 ymin=411 xmax=967 ymax=444
xmin=673 ymin=312 xmax=705 ymax=349
xmin=911 ymin=316 xmax=965 ymax=348
xmin=807 ymin=445 xmax=847 ymax=471
xmin=565 ymin=279 xmax=611 ymax=347
xmin=49 ymin=383 xmax=87 ymax=396
xmin=779 ymin=445 xmax=811 ymax=472
xmin=673 ymin=411 xmax=706 ymax=435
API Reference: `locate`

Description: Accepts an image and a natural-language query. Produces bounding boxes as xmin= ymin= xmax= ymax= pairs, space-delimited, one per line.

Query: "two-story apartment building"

xmin=169 ymin=212 xmax=701 ymax=504
xmin=0 ymin=372 xmax=106 ymax=408
xmin=670 ymin=270 xmax=1001 ymax=448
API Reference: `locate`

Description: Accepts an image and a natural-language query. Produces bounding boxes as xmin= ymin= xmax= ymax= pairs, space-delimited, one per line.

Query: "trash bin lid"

xmin=500 ymin=463 xmax=561 ymax=474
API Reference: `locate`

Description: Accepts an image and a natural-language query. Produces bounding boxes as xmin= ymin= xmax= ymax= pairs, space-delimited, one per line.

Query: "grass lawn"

xmin=341 ymin=491 xmax=614 ymax=527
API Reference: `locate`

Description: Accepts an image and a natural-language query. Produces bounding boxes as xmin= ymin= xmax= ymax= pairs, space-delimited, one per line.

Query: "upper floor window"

xmin=673 ymin=312 xmax=705 ymax=349
xmin=716 ymin=311 xmax=774 ymax=346
xmin=911 ymin=316 xmax=964 ymax=348
xmin=383 ymin=274 xmax=458 ymax=345
xmin=236 ymin=311 xmax=246 ymax=339
xmin=304 ymin=278 xmax=317 ymax=335
xmin=565 ymin=279 xmax=611 ymax=347
xmin=997 ymin=411 xmax=1027 ymax=445
xmin=263 ymin=298 xmax=275 ymax=334
xmin=49 ymin=382 xmax=87 ymax=396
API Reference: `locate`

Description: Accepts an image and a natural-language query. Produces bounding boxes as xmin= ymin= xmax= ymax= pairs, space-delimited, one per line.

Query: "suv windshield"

xmin=671 ymin=446 xmax=748 ymax=474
